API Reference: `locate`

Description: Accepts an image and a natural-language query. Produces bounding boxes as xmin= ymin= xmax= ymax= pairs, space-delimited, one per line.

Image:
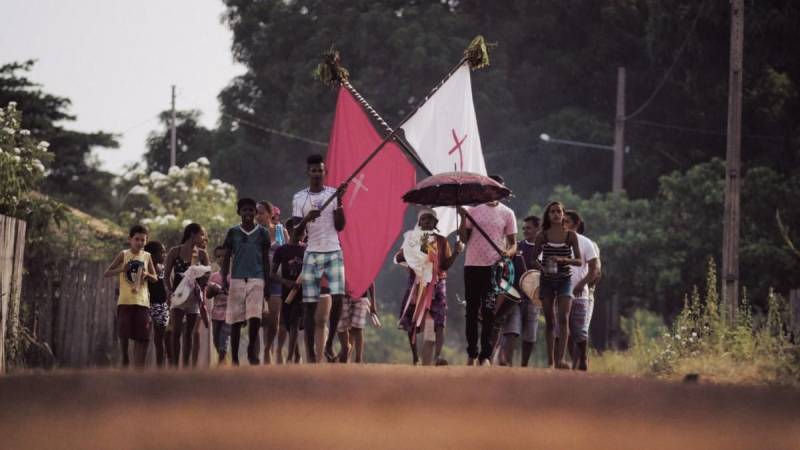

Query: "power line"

xmin=220 ymin=110 xmax=328 ymax=147
xmin=120 ymin=114 xmax=159 ymax=134
xmin=624 ymin=0 xmax=708 ymax=120
xmin=175 ymin=89 xmax=327 ymax=147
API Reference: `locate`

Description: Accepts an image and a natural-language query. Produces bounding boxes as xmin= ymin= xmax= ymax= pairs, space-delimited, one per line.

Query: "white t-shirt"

xmin=292 ymin=186 xmax=341 ymax=253
xmin=570 ymin=234 xmax=599 ymax=299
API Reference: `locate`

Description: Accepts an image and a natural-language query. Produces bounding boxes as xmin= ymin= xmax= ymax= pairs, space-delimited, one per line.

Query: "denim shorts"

xmin=502 ymin=301 xmax=540 ymax=343
xmin=569 ymin=298 xmax=594 ymax=342
xmin=539 ymin=277 xmax=572 ymax=299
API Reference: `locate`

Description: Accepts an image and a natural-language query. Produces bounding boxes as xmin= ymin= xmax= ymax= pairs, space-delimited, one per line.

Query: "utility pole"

xmin=170 ymin=85 xmax=177 ymax=168
xmin=723 ymin=0 xmax=744 ymax=324
xmin=612 ymin=67 xmax=626 ymax=193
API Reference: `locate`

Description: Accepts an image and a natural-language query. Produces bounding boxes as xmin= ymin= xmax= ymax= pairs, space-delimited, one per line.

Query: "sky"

xmin=0 ymin=0 xmax=243 ymax=174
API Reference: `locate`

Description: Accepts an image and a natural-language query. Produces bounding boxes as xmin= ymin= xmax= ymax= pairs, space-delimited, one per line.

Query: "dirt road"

xmin=1 ymin=365 xmax=798 ymax=450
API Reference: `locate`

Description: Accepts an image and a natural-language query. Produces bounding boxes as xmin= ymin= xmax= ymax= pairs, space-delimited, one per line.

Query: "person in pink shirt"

xmin=207 ymin=246 xmax=231 ymax=364
xmin=456 ymin=174 xmax=518 ymax=366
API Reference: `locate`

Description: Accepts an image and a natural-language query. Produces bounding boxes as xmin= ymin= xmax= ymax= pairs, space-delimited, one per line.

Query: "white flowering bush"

xmin=0 ymin=102 xmax=52 ymax=215
xmin=119 ymin=157 xmax=239 ymax=248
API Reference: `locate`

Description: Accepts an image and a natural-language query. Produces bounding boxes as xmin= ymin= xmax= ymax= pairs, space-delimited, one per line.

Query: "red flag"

xmin=325 ymin=87 xmax=416 ymax=298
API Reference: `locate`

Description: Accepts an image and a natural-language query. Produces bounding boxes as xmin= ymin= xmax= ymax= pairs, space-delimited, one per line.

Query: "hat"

xmin=417 ymin=208 xmax=437 ymax=221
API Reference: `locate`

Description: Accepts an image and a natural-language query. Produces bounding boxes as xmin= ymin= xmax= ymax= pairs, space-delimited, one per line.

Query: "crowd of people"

xmin=103 ymin=154 xmax=601 ymax=370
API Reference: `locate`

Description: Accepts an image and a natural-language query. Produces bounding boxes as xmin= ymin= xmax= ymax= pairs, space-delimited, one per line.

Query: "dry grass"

xmin=592 ymin=349 xmax=799 ymax=387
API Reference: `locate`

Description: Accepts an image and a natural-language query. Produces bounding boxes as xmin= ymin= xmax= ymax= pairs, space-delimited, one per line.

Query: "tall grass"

xmin=594 ymin=258 xmax=799 ymax=386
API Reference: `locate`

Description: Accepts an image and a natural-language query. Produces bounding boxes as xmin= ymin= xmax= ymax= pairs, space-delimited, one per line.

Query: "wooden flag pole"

xmin=312 ymin=38 xmax=508 ymax=259
xmin=311 ymin=36 xmax=492 ymax=213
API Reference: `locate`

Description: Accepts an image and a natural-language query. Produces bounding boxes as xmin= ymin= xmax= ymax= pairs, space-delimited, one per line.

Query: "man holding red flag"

xmin=322 ymin=86 xmax=417 ymax=361
xmin=292 ymin=154 xmax=347 ymax=363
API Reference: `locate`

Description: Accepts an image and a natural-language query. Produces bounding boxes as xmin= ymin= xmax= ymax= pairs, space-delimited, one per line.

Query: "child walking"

xmin=221 ymin=198 xmax=271 ymax=365
xmin=208 ymin=245 xmax=231 ymax=364
xmin=144 ymin=241 xmax=169 ymax=367
xmin=104 ymin=225 xmax=157 ymax=368
xmin=530 ymin=202 xmax=582 ymax=369
xmin=271 ymin=217 xmax=306 ymax=364
xmin=164 ymin=223 xmax=209 ymax=368
xmin=337 ymin=284 xmax=377 ymax=363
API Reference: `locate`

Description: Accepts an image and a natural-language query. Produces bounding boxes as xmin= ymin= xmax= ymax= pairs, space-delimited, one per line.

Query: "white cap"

xmin=417 ymin=208 xmax=437 ymax=221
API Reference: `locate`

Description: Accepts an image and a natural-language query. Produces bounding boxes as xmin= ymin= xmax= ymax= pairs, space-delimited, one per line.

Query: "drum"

xmin=519 ymin=270 xmax=542 ymax=307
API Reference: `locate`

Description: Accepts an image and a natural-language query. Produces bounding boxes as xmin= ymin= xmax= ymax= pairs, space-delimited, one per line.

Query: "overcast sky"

xmin=0 ymin=0 xmax=243 ymax=174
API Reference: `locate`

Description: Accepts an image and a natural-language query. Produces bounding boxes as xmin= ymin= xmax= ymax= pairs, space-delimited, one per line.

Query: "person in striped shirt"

xmin=530 ymin=201 xmax=582 ymax=369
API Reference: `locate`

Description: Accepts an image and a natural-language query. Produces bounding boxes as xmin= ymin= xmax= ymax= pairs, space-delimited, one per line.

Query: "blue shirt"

xmin=223 ymin=224 xmax=270 ymax=279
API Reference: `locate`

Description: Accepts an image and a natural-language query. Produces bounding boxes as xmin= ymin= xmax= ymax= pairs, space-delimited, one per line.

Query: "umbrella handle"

xmin=454 ymin=205 xmax=459 ymax=243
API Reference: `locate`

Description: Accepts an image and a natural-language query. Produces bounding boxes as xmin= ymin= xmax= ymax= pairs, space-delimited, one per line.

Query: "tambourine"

xmin=519 ymin=270 xmax=543 ymax=307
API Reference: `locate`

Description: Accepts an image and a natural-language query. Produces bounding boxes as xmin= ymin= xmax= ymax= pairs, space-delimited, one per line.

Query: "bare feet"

xmin=337 ymin=344 xmax=351 ymax=363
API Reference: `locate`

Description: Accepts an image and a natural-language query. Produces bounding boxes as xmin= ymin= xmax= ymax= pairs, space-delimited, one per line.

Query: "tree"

xmin=539 ymin=159 xmax=800 ymax=321
xmin=215 ymin=0 xmax=800 ymax=211
xmin=119 ymin=157 xmax=239 ymax=249
xmin=0 ymin=61 xmax=119 ymax=218
xmin=143 ymin=110 xmax=218 ymax=174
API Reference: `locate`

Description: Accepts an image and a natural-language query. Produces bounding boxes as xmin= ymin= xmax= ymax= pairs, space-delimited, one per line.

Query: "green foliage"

xmin=0 ymin=102 xmax=52 ymax=214
xmin=536 ymin=158 xmax=800 ymax=322
xmin=759 ymin=289 xmax=789 ymax=353
xmin=207 ymin=0 xmax=800 ymax=216
xmin=118 ymin=157 xmax=239 ymax=249
xmin=600 ymin=262 xmax=798 ymax=386
xmin=364 ymin=312 xmax=412 ymax=364
xmin=143 ymin=110 xmax=218 ymax=175
xmin=0 ymin=61 xmax=119 ymax=218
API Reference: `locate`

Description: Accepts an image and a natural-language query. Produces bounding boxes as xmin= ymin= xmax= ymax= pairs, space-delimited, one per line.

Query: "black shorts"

xmin=281 ymin=298 xmax=304 ymax=330
xmin=117 ymin=304 xmax=152 ymax=341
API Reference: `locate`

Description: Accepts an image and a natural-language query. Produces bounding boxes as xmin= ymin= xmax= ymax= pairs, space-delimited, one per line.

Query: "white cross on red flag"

xmin=325 ymin=87 xmax=416 ymax=297
xmin=401 ymin=64 xmax=488 ymax=236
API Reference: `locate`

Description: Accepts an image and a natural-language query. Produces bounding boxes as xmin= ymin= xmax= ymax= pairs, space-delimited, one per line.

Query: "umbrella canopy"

xmin=402 ymin=171 xmax=511 ymax=206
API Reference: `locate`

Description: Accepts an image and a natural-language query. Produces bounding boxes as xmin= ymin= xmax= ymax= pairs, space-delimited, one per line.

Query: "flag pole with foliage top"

xmin=310 ymin=35 xmax=494 ymax=212
xmin=312 ymin=37 xmax=509 ymax=260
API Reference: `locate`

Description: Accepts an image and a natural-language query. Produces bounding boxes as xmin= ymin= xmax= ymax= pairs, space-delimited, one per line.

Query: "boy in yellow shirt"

xmin=104 ymin=225 xmax=157 ymax=368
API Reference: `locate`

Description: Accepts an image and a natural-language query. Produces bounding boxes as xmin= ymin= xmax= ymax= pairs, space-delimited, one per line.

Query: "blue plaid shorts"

xmin=301 ymin=250 xmax=345 ymax=302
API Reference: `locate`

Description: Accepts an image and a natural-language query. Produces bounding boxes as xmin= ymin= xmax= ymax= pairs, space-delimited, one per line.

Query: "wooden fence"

xmin=0 ymin=215 xmax=26 ymax=373
xmin=22 ymin=260 xmax=119 ymax=368
xmin=790 ymin=289 xmax=800 ymax=343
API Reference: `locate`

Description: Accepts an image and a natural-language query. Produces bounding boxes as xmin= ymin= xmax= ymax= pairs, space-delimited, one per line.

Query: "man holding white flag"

xmin=401 ymin=64 xmax=488 ymax=237
xmin=402 ymin=62 xmax=516 ymax=366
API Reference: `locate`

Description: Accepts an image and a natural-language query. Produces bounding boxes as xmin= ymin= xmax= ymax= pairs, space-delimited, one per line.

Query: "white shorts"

xmin=226 ymin=278 xmax=265 ymax=324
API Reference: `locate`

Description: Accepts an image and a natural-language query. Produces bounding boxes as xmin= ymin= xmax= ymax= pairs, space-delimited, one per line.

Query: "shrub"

xmin=117 ymin=157 xmax=239 ymax=249
xmin=601 ymin=259 xmax=798 ymax=386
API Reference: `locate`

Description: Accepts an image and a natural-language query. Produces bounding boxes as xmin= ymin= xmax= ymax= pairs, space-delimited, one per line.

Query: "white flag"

xmin=401 ymin=64 xmax=487 ymax=236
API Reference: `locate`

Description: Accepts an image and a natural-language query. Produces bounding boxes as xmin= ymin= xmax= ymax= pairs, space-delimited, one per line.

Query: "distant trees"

xmin=535 ymin=159 xmax=800 ymax=318
xmin=0 ymin=61 xmax=119 ymax=218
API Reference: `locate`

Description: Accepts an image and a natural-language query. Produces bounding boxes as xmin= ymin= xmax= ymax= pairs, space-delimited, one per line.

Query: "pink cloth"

xmin=464 ymin=203 xmax=517 ymax=267
xmin=324 ymin=87 xmax=416 ymax=298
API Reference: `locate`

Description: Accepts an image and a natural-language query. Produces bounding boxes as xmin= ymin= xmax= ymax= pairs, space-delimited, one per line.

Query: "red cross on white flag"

xmin=401 ymin=64 xmax=487 ymax=235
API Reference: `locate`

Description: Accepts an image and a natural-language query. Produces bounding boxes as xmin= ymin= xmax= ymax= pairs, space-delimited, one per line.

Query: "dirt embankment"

xmin=0 ymin=365 xmax=798 ymax=450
